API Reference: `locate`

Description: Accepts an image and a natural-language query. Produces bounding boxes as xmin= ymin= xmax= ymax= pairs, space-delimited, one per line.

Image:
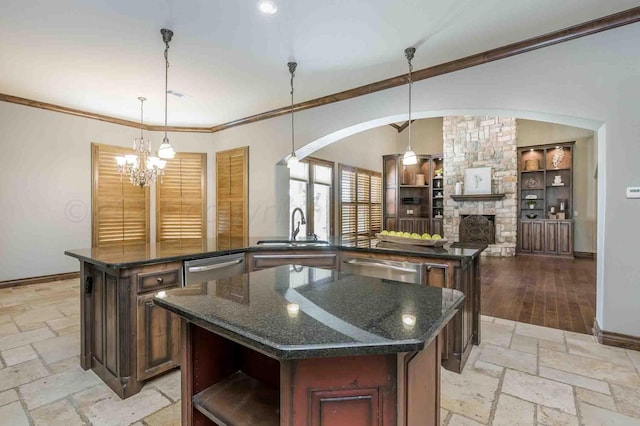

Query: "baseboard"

xmin=593 ymin=318 xmax=640 ymax=351
xmin=0 ymin=272 xmax=79 ymax=289
xmin=574 ymin=251 xmax=596 ymax=259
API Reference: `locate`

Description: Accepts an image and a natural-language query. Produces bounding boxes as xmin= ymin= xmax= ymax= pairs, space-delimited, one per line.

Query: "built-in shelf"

xmin=451 ymin=194 xmax=506 ymax=202
xmin=193 ymin=371 xmax=279 ymax=426
xmin=399 ymin=184 xmax=430 ymax=188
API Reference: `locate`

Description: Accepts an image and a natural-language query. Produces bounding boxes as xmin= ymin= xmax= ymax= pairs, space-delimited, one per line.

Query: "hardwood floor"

xmin=480 ymin=255 xmax=596 ymax=334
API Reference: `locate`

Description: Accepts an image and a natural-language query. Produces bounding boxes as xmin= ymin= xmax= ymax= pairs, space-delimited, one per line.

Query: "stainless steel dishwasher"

xmin=340 ymin=257 xmax=423 ymax=284
xmin=183 ymin=253 xmax=245 ymax=285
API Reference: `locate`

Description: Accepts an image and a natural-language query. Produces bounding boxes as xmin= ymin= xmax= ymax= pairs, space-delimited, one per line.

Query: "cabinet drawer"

xmin=137 ymin=268 xmax=181 ymax=293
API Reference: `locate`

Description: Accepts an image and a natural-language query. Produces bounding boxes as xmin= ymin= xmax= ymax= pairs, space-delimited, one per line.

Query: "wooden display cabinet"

xmin=383 ymin=154 xmax=442 ymax=235
xmin=517 ymin=142 xmax=574 ymax=257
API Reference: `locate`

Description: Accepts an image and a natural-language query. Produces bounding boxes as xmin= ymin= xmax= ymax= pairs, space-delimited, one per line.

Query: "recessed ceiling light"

xmin=258 ymin=0 xmax=278 ymax=14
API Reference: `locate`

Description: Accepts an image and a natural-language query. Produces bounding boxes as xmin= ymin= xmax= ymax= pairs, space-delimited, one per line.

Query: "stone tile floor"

xmin=1 ymin=278 xmax=639 ymax=425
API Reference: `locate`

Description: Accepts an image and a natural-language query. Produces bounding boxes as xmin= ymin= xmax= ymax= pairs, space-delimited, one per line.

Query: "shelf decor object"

xmin=463 ymin=167 xmax=492 ymax=195
xmin=552 ymin=146 xmax=565 ymax=169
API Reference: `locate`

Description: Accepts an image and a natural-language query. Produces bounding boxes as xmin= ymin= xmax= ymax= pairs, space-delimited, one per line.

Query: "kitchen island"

xmin=65 ymin=237 xmax=485 ymax=398
xmin=154 ymin=265 xmax=465 ymax=426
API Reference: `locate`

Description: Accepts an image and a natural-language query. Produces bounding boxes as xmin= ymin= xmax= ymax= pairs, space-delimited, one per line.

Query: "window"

xmin=91 ymin=143 xmax=150 ymax=246
xmin=156 ymin=152 xmax=207 ymax=240
xmin=339 ymin=164 xmax=382 ymax=247
xmin=289 ymin=157 xmax=334 ymax=241
xmin=217 ymin=147 xmax=249 ymax=249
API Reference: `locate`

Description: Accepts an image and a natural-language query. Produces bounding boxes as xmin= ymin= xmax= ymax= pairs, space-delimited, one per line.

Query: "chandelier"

xmin=115 ymin=97 xmax=166 ymax=187
xmin=402 ymin=47 xmax=417 ymax=166
xmin=286 ymin=61 xmax=298 ymax=168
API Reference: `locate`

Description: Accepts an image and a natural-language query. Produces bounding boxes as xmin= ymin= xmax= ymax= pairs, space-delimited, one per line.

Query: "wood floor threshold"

xmin=593 ymin=319 xmax=640 ymax=351
xmin=0 ymin=271 xmax=80 ymax=289
xmin=574 ymin=251 xmax=596 ymax=259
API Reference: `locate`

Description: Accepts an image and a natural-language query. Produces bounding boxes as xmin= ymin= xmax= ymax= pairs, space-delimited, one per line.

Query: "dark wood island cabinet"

xmin=66 ymin=238 xmax=485 ymax=399
xmin=154 ymin=266 xmax=464 ymax=426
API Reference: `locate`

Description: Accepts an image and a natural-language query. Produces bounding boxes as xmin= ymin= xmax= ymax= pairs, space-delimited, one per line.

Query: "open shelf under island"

xmin=154 ymin=265 xmax=465 ymax=426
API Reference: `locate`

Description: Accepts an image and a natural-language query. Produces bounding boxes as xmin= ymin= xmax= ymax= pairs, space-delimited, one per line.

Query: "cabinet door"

xmin=519 ymin=221 xmax=532 ymax=253
xmin=431 ymin=219 xmax=443 ymax=238
xmin=557 ymin=221 xmax=573 ymax=256
xmin=137 ymin=293 xmax=181 ymax=380
xmin=545 ymin=221 xmax=558 ymax=255
xmin=414 ymin=219 xmax=430 ymax=235
xmin=398 ymin=219 xmax=414 ymax=233
xmin=531 ymin=221 xmax=545 ymax=254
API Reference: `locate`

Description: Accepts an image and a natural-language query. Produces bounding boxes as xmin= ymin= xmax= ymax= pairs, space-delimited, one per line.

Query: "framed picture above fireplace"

xmin=464 ymin=167 xmax=492 ymax=194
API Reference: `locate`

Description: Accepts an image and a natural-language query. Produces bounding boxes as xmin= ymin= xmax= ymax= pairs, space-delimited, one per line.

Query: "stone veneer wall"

xmin=443 ymin=116 xmax=518 ymax=256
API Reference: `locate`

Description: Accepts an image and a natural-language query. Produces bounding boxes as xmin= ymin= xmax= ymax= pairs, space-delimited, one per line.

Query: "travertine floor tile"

xmin=1 ymin=344 xmax=37 ymax=366
xmin=74 ymin=385 xmax=171 ymax=426
xmin=20 ymin=365 xmax=101 ymax=410
xmin=0 ymin=358 xmax=49 ymax=392
xmin=538 ymin=337 xmax=567 ymax=352
xmin=564 ymin=330 xmax=596 ymax=343
xmin=566 ymin=337 xmax=634 ymax=368
xmin=509 ymin=334 xmax=538 ymax=354
xmin=32 ymin=332 xmax=80 ymax=364
xmin=472 ymin=360 xmax=504 ymax=379
xmin=0 ymin=388 xmax=19 ymax=407
xmin=0 ymin=327 xmax=55 ymax=351
xmin=480 ymin=322 xmax=513 ymax=347
xmin=0 ymin=322 xmax=19 ymax=337
xmin=13 ymin=305 xmax=65 ymax=331
xmin=514 ymin=322 xmax=564 ymax=342
xmin=478 ymin=344 xmax=537 ymax=374
xmin=502 ymin=369 xmax=576 ymax=415
xmin=539 ymin=348 xmax=640 ymax=387
xmin=148 ymin=369 xmax=181 ymax=402
xmin=142 ymin=401 xmax=181 ymax=426
xmin=0 ymin=315 xmax=13 ymax=325
xmin=0 ymin=305 xmax=28 ymax=316
xmin=493 ymin=318 xmax=515 ymax=329
xmin=492 ymin=394 xmax=534 ymax=426
xmin=46 ymin=315 xmax=80 ymax=332
xmin=48 ymin=355 xmax=81 ymax=374
xmin=480 ymin=315 xmax=494 ymax=323
xmin=441 ymin=408 xmax=451 ymax=423
xmin=537 ymin=405 xmax=579 ymax=426
xmin=0 ymin=401 xmax=29 ymax=425
xmin=625 ymin=349 xmax=640 ymax=374
xmin=579 ymin=402 xmax=640 ymax=426
xmin=447 ymin=413 xmax=485 ymax=426
xmin=576 ymin=388 xmax=617 ymax=411
xmin=538 ymin=366 xmax=610 ymax=394
xmin=611 ymin=383 xmax=640 ymax=419
xmin=441 ymin=369 xmax=499 ymax=423
xmin=30 ymin=398 xmax=85 ymax=425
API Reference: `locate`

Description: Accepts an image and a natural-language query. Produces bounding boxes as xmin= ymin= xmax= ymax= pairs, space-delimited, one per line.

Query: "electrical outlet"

xmin=407 ymin=209 xmax=414 ymax=215
xmin=574 ymin=211 xmax=578 ymax=217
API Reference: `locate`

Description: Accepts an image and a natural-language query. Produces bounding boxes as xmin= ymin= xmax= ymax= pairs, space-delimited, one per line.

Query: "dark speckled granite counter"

xmin=65 ymin=237 xmax=485 ymax=269
xmin=154 ymin=265 xmax=464 ymax=360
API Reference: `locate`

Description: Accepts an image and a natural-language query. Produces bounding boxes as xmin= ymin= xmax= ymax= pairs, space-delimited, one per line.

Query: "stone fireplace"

xmin=443 ymin=116 xmax=518 ymax=256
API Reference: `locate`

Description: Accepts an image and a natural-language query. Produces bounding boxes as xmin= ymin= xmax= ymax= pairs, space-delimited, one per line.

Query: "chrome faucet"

xmin=290 ymin=207 xmax=306 ymax=240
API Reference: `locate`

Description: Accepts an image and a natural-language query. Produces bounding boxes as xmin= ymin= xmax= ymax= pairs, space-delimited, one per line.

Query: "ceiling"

xmin=1 ymin=0 xmax=639 ymax=127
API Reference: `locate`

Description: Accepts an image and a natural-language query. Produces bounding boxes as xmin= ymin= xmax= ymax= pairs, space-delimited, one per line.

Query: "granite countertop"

xmin=64 ymin=237 xmax=486 ymax=268
xmin=153 ymin=265 xmax=464 ymax=359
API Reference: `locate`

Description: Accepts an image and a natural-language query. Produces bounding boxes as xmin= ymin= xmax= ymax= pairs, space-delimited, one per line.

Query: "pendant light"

xmin=158 ymin=28 xmax=176 ymax=159
xmin=402 ymin=47 xmax=417 ymax=166
xmin=286 ymin=61 xmax=298 ymax=168
xmin=115 ymin=97 xmax=167 ymax=187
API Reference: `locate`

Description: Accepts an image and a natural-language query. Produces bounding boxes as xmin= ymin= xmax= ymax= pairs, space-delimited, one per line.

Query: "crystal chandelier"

xmin=116 ymin=97 xmax=166 ymax=187
xmin=286 ymin=61 xmax=299 ymax=168
xmin=402 ymin=47 xmax=417 ymax=166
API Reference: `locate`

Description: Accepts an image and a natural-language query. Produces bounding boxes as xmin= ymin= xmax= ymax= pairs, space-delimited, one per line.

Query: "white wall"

xmin=396 ymin=117 xmax=444 ymax=155
xmin=517 ymin=119 xmax=597 ymax=253
xmin=2 ymin=22 xmax=639 ymax=336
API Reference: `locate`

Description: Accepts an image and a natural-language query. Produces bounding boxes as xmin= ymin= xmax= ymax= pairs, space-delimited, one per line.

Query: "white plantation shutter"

xmin=157 ymin=153 xmax=207 ymax=240
xmin=92 ymin=143 xmax=150 ymax=246
xmin=339 ymin=164 xmax=382 ymax=247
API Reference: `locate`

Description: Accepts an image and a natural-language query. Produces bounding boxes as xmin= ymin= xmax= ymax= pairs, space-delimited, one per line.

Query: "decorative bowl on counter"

xmin=375 ymin=233 xmax=447 ymax=247
xmin=525 ymin=213 xmax=538 ymax=219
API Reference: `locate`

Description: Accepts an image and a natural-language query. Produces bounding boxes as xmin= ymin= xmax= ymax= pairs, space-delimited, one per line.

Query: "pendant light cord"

xmin=405 ymin=47 xmax=415 ymax=151
xmin=288 ymin=62 xmax=297 ymax=155
xmin=139 ymin=98 xmax=144 ymax=139
xmin=164 ymin=40 xmax=170 ymax=140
